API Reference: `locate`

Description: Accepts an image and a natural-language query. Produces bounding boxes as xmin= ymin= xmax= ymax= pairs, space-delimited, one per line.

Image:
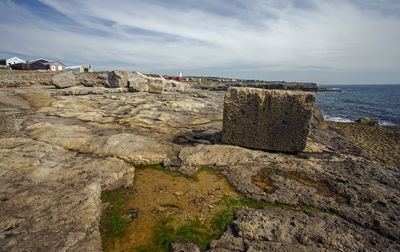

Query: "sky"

xmin=0 ymin=0 xmax=400 ymax=84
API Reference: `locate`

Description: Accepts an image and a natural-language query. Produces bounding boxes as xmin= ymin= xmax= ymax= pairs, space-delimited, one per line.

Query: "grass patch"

xmin=102 ymin=166 xmax=341 ymax=251
xmin=136 ymin=194 xmax=340 ymax=251
xmin=216 ymin=195 xmax=340 ymax=222
xmin=136 ymin=164 xmax=188 ymax=178
xmin=101 ymin=188 xmax=131 ymax=237
xmin=210 ymin=119 xmax=223 ymax=123
xmin=135 ymin=217 xmax=219 ymax=252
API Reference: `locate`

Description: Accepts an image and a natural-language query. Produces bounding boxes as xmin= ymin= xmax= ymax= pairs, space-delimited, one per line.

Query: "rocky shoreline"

xmin=0 ymin=70 xmax=399 ymax=251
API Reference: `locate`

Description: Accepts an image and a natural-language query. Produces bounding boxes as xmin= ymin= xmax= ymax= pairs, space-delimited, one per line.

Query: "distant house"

xmin=49 ymin=61 xmax=65 ymax=71
xmin=27 ymin=58 xmax=50 ymax=64
xmin=65 ymin=65 xmax=92 ymax=72
xmin=12 ymin=63 xmax=30 ymax=70
xmin=0 ymin=59 xmax=9 ymax=69
xmin=164 ymin=76 xmax=184 ymax=81
xmin=29 ymin=61 xmax=49 ymax=71
xmin=6 ymin=57 xmax=26 ymax=66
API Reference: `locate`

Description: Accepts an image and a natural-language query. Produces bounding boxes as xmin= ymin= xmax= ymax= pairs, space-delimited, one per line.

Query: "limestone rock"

xmin=1 ymin=83 xmax=399 ymax=251
xmin=21 ymin=92 xmax=55 ymax=108
xmin=128 ymin=73 xmax=149 ymax=92
xmin=222 ymin=87 xmax=315 ymax=152
xmin=147 ymin=78 xmax=164 ymax=93
xmin=132 ymin=72 xmax=164 ymax=93
xmin=108 ymin=70 xmax=129 ymax=88
xmin=52 ymin=71 xmax=75 ymax=89
xmin=356 ymin=117 xmax=379 ymax=126
xmin=124 ymin=71 xmax=165 ymax=93
xmin=27 ymin=123 xmax=169 ymax=166
xmin=209 ymin=208 xmax=400 ymax=251
xmin=179 ymin=144 xmax=267 ymax=169
xmin=311 ymin=106 xmax=325 ymax=129
xmin=164 ymin=80 xmax=189 ymax=92
xmin=0 ymin=137 xmax=135 ymax=251
xmin=171 ymin=242 xmax=201 ymax=252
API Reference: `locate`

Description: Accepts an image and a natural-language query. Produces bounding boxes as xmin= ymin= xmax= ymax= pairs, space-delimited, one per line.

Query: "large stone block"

xmin=222 ymin=87 xmax=315 ymax=152
xmin=51 ymin=71 xmax=75 ymax=89
xmin=108 ymin=70 xmax=129 ymax=88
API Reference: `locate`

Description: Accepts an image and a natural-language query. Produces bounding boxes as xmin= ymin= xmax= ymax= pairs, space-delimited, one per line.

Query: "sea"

xmin=315 ymin=84 xmax=400 ymax=126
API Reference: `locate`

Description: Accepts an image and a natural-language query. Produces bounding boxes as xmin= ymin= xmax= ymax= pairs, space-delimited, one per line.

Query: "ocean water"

xmin=316 ymin=84 xmax=400 ymax=126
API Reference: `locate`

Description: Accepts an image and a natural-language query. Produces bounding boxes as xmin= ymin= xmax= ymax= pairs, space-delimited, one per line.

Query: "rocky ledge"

xmin=0 ymin=76 xmax=399 ymax=251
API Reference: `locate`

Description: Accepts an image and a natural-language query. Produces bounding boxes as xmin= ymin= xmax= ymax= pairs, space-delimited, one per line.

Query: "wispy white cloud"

xmin=0 ymin=0 xmax=399 ymax=83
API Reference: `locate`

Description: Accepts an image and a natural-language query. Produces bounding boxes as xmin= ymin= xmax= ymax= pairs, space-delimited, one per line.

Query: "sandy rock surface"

xmin=0 ymin=84 xmax=399 ymax=251
xmin=208 ymin=208 xmax=400 ymax=251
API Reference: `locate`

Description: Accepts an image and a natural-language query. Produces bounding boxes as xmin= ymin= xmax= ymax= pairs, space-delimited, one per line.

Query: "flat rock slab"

xmin=208 ymin=208 xmax=400 ymax=251
xmin=222 ymin=87 xmax=315 ymax=152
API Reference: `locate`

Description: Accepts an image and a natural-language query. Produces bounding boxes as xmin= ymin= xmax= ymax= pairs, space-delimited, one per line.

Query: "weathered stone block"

xmin=51 ymin=71 xmax=75 ymax=89
xmin=128 ymin=74 xmax=149 ymax=92
xmin=147 ymin=78 xmax=164 ymax=93
xmin=108 ymin=70 xmax=129 ymax=88
xmin=311 ymin=106 xmax=325 ymax=129
xmin=222 ymin=87 xmax=315 ymax=152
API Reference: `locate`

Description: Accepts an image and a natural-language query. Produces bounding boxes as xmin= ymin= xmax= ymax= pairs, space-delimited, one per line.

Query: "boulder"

xmin=108 ymin=70 xmax=129 ymax=88
xmin=356 ymin=117 xmax=379 ymax=126
xmin=127 ymin=71 xmax=164 ymax=93
xmin=222 ymin=87 xmax=315 ymax=152
xmin=51 ymin=71 xmax=75 ymax=89
xmin=311 ymin=106 xmax=325 ymax=129
xmin=128 ymin=73 xmax=149 ymax=92
xmin=171 ymin=242 xmax=200 ymax=252
xmin=164 ymin=80 xmax=189 ymax=92
xmin=147 ymin=78 xmax=164 ymax=93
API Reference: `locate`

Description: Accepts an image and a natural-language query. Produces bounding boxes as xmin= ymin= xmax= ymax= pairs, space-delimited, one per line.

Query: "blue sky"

xmin=0 ymin=0 xmax=399 ymax=84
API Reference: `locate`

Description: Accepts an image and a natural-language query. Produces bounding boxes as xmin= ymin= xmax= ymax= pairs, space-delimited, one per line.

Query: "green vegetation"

xmin=101 ymin=188 xmax=131 ymax=237
xmin=210 ymin=119 xmax=223 ymax=123
xmin=215 ymin=195 xmax=340 ymax=228
xmin=102 ymin=165 xmax=341 ymax=251
xmin=194 ymin=167 xmax=222 ymax=180
xmin=136 ymin=217 xmax=216 ymax=252
xmin=136 ymin=193 xmax=340 ymax=251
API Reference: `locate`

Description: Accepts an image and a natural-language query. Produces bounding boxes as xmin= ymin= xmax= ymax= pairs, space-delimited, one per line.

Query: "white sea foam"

xmin=325 ymin=116 xmax=353 ymax=123
xmin=379 ymin=121 xmax=396 ymax=126
xmin=325 ymin=116 xmax=396 ymax=126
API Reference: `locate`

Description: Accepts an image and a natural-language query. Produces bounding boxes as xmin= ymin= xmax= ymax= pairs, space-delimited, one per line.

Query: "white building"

xmin=6 ymin=57 xmax=26 ymax=66
xmin=65 ymin=65 xmax=92 ymax=72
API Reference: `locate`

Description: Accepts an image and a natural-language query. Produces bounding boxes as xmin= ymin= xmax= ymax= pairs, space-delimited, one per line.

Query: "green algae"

xmin=101 ymin=165 xmax=341 ymax=251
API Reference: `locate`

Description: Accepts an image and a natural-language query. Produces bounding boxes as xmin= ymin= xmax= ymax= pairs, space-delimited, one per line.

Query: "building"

xmin=49 ymin=61 xmax=65 ymax=71
xmin=65 ymin=65 xmax=92 ymax=72
xmin=12 ymin=63 xmax=30 ymax=70
xmin=29 ymin=61 xmax=49 ymax=71
xmin=0 ymin=59 xmax=9 ymax=69
xmin=27 ymin=58 xmax=50 ymax=64
xmin=6 ymin=57 xmax=26 ymax=66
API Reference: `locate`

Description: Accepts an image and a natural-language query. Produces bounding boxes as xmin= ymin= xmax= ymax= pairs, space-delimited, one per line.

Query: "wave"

xmin=324 ymin=116 xmax=397 ymax=126
xmin=325 ymin=116 xmax=353 ymax=123
xmin=378 ymin=121 xmax=397 ymax=126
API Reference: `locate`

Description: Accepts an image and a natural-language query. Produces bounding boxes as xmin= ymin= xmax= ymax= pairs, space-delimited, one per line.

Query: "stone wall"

xmin=0 ymin=70 xmax=109 ymax=88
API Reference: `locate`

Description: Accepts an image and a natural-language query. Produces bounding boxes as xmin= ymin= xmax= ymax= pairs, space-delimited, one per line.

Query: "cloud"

xmin=0 ymin=0 xmax=399 ymax=83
